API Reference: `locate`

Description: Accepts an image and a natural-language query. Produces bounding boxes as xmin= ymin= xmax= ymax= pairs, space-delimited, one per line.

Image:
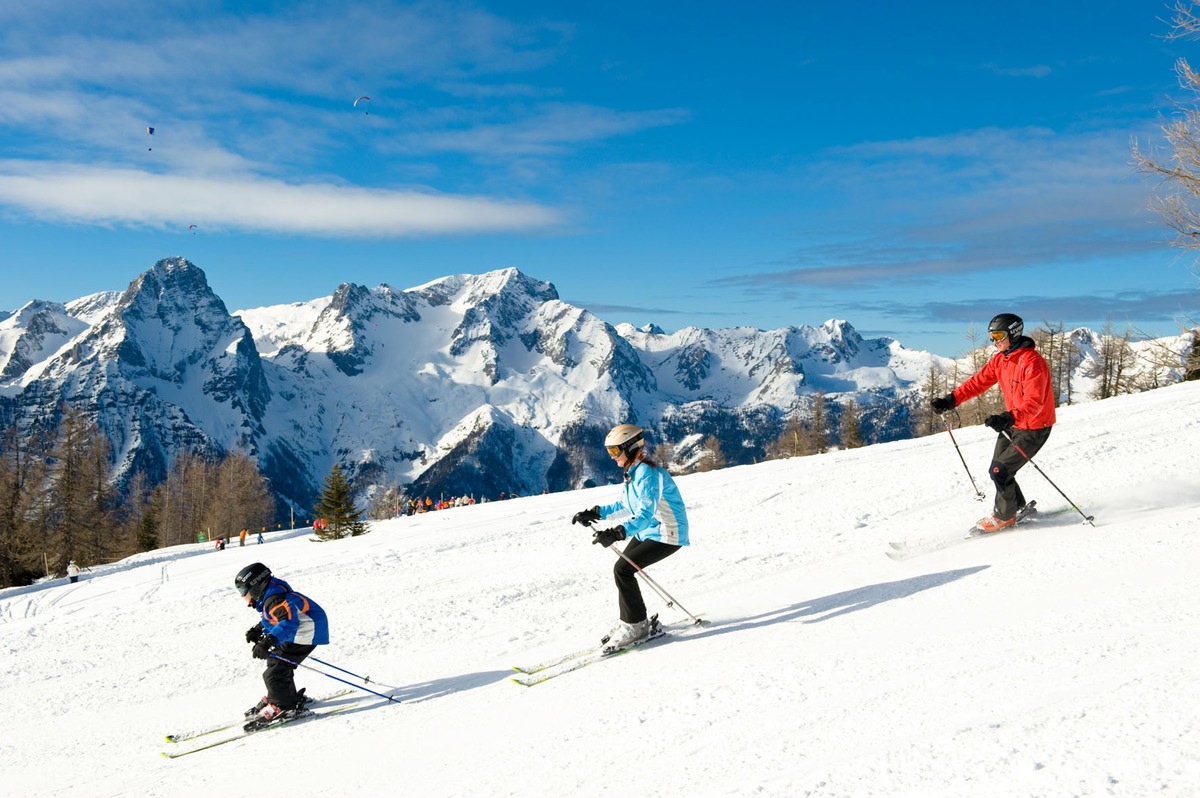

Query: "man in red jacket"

xmin=931 ymin=313 xmax=1056 ymax=532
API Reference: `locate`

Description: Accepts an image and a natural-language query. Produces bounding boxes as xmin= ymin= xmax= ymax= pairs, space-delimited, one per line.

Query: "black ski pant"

xmin=614 ymin=538 xmax=681 ymax=624
xmin=263 ymin=642 xmax=316 ymax=710
xmin=989 ymin=426 xmax=1052 ymax=521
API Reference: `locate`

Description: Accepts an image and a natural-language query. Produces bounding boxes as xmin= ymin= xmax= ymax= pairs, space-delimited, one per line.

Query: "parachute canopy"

xmin=146 ymin=127 xmax=154 ymax=135
xmin=353 ymin=96 xmax=370 ymax=108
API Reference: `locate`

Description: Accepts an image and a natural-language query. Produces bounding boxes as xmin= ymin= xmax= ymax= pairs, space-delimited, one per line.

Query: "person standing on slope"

xmin=931 ymin=313 xmax=1056 ymax=532
xmin=571 ymin=424 xmax=690 ymax=651
xmin=235 ymin=563 xmax=329 ymax=728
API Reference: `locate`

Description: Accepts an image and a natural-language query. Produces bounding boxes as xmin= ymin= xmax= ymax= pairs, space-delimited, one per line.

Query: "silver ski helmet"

xmin=234 ymin=562 xmax=272 ymax=602
xmin=604 ymin=423 xmax=645 ymax=458
xmin=988 ymin=313 xmax=1023 ymax=341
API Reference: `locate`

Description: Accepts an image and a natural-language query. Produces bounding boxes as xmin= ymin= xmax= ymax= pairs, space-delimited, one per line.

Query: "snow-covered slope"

xmin=3 ymin=380 xmax=1198 ymax=797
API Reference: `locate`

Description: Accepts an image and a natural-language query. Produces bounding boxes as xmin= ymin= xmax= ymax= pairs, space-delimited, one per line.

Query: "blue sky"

xmin=2 ymin=0 xmax=1199 ymax=355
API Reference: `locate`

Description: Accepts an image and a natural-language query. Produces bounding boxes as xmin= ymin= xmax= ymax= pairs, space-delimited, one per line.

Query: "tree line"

xmin=0 ymin=408 xmax=275 ymax=587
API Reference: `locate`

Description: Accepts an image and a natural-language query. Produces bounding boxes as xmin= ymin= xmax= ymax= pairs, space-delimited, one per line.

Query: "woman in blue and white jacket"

xmin=572 ymin=423 xmax=690 ymax=650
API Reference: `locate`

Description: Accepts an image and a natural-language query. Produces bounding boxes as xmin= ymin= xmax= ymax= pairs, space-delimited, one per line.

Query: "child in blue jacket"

xmin=234 ymin=562 xmax=329 ymax=726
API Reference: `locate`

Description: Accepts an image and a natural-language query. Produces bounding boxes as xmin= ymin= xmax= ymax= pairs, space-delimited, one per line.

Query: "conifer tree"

xmin=839 ymin=399 xmax=866 ymax=449
xmin=313 ymin=464 xmax=367 ymax=540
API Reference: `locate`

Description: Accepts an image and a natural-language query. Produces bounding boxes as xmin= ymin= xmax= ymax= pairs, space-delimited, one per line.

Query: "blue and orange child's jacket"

xmin=251 ymin=577 xmax=329 ymax=646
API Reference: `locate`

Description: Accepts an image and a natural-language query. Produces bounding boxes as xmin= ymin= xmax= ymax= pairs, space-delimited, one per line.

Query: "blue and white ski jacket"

xmin=599 ymin=461 xmax=690 ymax=546
xmin=252 ymin=577 xmax=329 ymax=646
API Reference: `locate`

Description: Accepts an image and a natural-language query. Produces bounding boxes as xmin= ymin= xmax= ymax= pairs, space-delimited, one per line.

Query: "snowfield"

xmin=2 ymin=380 xmax=1199 ymax=797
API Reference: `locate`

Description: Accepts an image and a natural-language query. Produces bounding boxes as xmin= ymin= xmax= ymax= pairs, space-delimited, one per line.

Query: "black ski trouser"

xmin=989 ymin=426 xmax=1052 ymax=521
xmin=263 ymin=642 xmax=316 ymax=709
xmin=613 ymin=538 xmax=681 ymax=624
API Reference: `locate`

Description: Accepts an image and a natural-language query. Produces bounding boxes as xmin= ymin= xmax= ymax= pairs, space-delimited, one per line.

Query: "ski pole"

xmin=940 ymin=413 xmax=986 ymax=501
xmin=270 ymin=652 xmax=400 ymax=703
xmin=308 ymin=656 xmax=400 ymax=689
xmin=607 ymin=540 xmax=705 ymax=626
xmin=1000 ymin=430 xmax=1095 ymax=526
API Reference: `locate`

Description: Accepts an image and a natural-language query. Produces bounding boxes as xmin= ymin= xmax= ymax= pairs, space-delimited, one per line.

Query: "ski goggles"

xmin=989 ymin=330 xmax=1008 ymax=341
xmin=606 ymin=445 xmax=623 ymax=457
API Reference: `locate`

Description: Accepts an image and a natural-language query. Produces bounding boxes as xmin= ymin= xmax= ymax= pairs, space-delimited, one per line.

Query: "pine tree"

xmin=313 ymin=464 xmax=367 ymax=540
xmin=839 ymin=399 xmax=865 ymax=449
xmin=136 ymin=508 xmax=159 ymax=552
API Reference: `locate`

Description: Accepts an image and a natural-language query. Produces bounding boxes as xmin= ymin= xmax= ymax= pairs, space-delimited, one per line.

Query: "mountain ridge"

xmin=0 ymin=257 xmax=1191 ymax=516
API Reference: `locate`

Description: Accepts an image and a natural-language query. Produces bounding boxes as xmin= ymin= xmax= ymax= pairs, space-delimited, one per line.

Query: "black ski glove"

xmin=245 ymin=625 xmax=264 ymax=644
xmin=931 ymin=393 xmax=956 ymax=413
xmin=591 ymin=526 xmax=626 ymax=548
xmin=572 ymin=506 xmax=601 ymax=526
xmin=252 ymin=633 xmax=278 ymax=660
xmin=985 ymin=412 xmax=1015 ymax=432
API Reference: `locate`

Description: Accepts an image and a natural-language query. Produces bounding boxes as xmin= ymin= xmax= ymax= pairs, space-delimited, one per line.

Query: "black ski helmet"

xmin=988 ymin=313 xmax=1024 ymax=340
xmin=234 ymin=562 xmax=272 ymax=602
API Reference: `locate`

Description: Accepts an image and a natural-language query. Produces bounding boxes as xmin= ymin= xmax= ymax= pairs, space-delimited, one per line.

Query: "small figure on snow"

xmin=235 ymin=562 xmax=329 ymax=728
xmin=931 ymin=313 xmax=1055 ymax=533
xmin=571 ymin=424 xmax=690 ymax=651
xmin=66 ymin=560 xmax=80 ymax=583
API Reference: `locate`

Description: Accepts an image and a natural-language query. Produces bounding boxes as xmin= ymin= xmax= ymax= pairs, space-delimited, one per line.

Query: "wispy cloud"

xmin=0 ymin=2 xmax=674 ymax=232
xmin=715 ymin=127 xmax=1167 ymax=291
xmin=0 ymin=162 xmax=561 ymax=236
xmin=983 ymin=63 xmax=1054 ymax=78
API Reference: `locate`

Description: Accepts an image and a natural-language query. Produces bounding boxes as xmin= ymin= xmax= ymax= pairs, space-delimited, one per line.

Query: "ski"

xmin=511 ymin=615 xmax=706 ymax=687
xmin=886 ymin=502 xmax=1080 ymax=560
xmin=511 ymin=646 xmax=595 ymax=675
xmin=164 ymin=689 xmax=355 ymax=745
xmin=161 ymin=702 xmax=360 ymax=759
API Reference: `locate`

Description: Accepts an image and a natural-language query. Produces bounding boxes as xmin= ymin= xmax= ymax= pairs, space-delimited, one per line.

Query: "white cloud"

xmin=0 ymin=162 xmax=562 ymax=236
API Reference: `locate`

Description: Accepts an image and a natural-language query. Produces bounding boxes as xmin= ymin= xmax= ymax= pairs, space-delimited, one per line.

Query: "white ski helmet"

xmin=604 ymin=423 xmax=645 ymax=457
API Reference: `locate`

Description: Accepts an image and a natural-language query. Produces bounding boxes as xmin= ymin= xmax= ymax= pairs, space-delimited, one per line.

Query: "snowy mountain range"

xmin=0 ymin=258 xmax=1190 ymax=515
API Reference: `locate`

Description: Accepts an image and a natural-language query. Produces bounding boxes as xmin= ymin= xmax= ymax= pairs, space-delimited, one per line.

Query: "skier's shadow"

xmin=691 ymin=566 xmax=989 ymax=638
xmin=325 ymin=669 xmax=512 ymax=712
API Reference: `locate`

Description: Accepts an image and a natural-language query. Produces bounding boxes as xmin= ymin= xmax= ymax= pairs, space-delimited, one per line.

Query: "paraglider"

xmin=353 ymin=96 xmax=370 ymax=114
xmin=146 ymin=126 xmax=154 ymax=151
xmin=188 ymin=224 xmax=197 ymax=234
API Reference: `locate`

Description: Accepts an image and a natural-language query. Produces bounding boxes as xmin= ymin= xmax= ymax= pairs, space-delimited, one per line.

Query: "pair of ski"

xmin=161 ymin=689 xmax=360 ymax=758
xmin=511 ymin=614 xmax=705 ymax=686
xmin=886 ymin=501 xmax=1079 ymax=560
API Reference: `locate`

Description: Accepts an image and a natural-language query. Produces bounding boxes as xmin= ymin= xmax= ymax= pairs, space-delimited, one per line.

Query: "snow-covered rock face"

xmin=6 ymin=259 xmax=1182 ymax=517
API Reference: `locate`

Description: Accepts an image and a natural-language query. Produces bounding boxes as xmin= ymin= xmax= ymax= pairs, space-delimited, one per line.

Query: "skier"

xmin=235 ymin=563 xmax=329 ymax=727
xmin=571 ymin=424 xmax=690 ymax=651
xmin=931 ymin=313 xmax=1056 ymax=532
xmin=66 ymin=560 xmax=80 ymax=583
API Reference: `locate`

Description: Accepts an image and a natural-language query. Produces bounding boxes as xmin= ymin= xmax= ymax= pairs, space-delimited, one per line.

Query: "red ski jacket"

xmin=952 ymin=337 xmax=1056 ymax=430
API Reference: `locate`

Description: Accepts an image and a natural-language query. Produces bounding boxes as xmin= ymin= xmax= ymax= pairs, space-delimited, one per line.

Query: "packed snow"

xmin=3 ymin=380 xmax=1199 ymax=797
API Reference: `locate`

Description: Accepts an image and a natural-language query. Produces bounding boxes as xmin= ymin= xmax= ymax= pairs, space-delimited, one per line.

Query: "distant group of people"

xmin=231 ymin=310 xmax=1053 ymax=729
xmin=403 ymin=490 xmax=529 ymax=515
xmin=212 ymin=528 xmax=266 ymax=551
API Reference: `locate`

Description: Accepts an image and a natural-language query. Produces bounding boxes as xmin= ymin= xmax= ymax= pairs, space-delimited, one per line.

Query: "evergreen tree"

xmin=839 ymin=399 xmax=866 ymax=449
xmin=136 ymin=508 xmax=159 ymax=552
xmin=313 ymin=464 xmax=367 ymax=540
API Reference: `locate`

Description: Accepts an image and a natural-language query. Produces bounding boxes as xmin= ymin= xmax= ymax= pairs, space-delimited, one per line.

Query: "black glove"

xmin=252 ymin=633 xmax=278 ymax=660
xmin=931 ymin=393 xmax=956 ymax=413
xmin=245 ymin=625 xmax=263 ymax=644
xmin=572 ymin=506 xmax=601 ymax=526
xmin=985 ymin=412 xmax=1015 ymax=432
xmin=591 ymin=526 xmax=626 ymax=548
